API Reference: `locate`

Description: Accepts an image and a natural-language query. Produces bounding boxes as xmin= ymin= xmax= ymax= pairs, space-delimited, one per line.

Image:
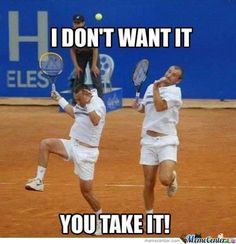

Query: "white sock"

xmin=36 ymin=165 xmax=46 ymax=181
xmin=96 ymin=209 xmax=102 ymax=222
xmin=146 ymin=209 xmax=153 ymax=214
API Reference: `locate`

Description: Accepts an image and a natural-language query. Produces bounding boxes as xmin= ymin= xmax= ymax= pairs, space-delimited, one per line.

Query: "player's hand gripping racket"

xmin=39 ymin=52 xmax=63 ymax=93
xmin=132 ymin=59 xmax=149 ymax=102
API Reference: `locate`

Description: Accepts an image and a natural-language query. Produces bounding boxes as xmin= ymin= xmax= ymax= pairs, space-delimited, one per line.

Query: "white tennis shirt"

xmin=141 ymin=84 xmax=182 ymax=136
xmin=69 ymin=89 xmax=106 ymax=147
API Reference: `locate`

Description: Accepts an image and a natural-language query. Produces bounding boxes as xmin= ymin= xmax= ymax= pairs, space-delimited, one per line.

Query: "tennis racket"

xmin=39 ymin=52 xmax=63 ymax=92
xmin=132 ymin=59 xmax=149 ymax=101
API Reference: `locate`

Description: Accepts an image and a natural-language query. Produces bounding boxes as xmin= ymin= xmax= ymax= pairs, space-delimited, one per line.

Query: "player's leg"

xmin=25 ymin=138 xmax=69 ymax=191
xmin=73 ymin=145 xmax=102 ymax=235
xmin=75 ymin=163 xmax=101 ymax=212
xmin=143 ymin=165 xmax=158 ymax=212
xmin=38 ymin=138 xmax=68 ymax=168
xmin=159 ymin=160 xmax=176 ymax=186
xmin=158 ymin=136 xmax=179 ymax=197
xmin=140 ymin=142 xmax=159 ymax=213
xmin=159 ymin=160 xmax=177 ymax=197
xmin=79 ymin=179 xmax=101 ymax=211
xmin=79 ymin=179 xmax=102 ymax=235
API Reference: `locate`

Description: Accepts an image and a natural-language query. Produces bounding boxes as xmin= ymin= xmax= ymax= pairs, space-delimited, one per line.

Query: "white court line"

xmin=1 ymin=182 xmax=236 ymax=189
xmin=106 ymin=184 xmax=144 ymax=187
xmin=105 ymin=184 xmax=236 ymax=189
xmin=0 ymin=183 xmax=74 ymax=186
xmin=0 ymin=182 xmax=15 ymax=185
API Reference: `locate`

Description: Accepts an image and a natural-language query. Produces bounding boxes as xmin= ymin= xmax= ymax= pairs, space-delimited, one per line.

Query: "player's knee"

xmin=40 ymin=139 xmax=50 ymax=149
xmin=40 ymin=139 xmax=55 ymax=153
xmin=159 ymin=174 xmax=172 ymax=186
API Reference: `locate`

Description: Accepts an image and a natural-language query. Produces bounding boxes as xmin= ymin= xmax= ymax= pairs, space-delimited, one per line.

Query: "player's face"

xmin=164 ymin=66 xmax=182 ymax=85
xmin=74 ymin=90 xmax=91 ymax=106
xmin=74 ymin=91 xmax=85 ymax=106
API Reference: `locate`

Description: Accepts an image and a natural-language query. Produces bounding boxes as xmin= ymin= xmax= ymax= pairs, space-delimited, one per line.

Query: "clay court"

xmin=0 ymin=103 xmax=236 ymax=237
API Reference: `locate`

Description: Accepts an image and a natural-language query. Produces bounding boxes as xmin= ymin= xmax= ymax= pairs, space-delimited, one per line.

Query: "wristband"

xmin=86 ymin=103 xmax=95 ymax=113
xmin=58 ymin=97 xmax=69 ymax=109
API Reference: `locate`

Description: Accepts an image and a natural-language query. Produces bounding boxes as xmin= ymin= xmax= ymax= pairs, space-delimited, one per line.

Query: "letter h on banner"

xmin=8 ymin=11 xmax=48 ymax=61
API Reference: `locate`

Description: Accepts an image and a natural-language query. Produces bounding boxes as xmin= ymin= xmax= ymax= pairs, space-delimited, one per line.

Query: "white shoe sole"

xmin=25 ymin=184 xmax=44 ymax=192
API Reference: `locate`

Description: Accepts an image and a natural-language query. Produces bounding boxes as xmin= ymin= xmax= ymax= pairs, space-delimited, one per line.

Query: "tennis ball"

xmin=95 ymin=13 xmax=103 ymax=21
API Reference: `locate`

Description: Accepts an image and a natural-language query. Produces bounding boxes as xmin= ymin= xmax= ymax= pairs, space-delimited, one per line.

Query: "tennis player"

xmin=25 ymin=84 xmax=106 ymax=235
xmin=133 ymin=65 xmax=184 ymax=214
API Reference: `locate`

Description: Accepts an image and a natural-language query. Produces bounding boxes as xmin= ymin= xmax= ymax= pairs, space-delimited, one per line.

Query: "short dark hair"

xmin=173 ymin=65 xmax=184 ymax=79
xmin=74 ymin=84 xmax=90 ymax=94
xmin=72 ymin=14 xmax=85 ymax=23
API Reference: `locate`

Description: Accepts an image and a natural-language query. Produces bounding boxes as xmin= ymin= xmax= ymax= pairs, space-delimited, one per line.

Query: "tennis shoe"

xmin=25 ymin=178 xmax=44 ymax=192
xmin=167 ymin=171 xmax=178 ymax=197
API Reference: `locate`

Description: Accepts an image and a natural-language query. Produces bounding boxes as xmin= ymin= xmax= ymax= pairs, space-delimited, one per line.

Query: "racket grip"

xmin=51 ymin=83 xmax=56 ymax=92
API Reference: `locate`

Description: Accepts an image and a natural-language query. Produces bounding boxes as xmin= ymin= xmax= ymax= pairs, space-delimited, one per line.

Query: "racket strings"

xmin=40 ymin=53 xmax=63 ymax=76
xmin=133 ymin=60 xmax=149 ymax=86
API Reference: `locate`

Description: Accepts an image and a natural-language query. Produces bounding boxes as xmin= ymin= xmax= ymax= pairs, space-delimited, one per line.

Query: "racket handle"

xmin=135 ymin=91 xmax=140 ymax=102
xmin=51 ymin=83 xmax=56 ymax=92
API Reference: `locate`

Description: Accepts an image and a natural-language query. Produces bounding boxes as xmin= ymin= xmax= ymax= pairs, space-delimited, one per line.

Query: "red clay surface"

xmin=0 ymin=106 xmax=236 ymax=237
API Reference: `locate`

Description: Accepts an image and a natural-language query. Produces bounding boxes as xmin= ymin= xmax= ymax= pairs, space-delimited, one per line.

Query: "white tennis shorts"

xmin=140 ymin=135 xmax=179 ymax=165
xmin=60 ymin=139 xmax=99 ymax=181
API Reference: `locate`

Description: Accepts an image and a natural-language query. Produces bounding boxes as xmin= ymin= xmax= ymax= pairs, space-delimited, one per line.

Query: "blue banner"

xmin=1 ymin=0 xmax=236 ymax=99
